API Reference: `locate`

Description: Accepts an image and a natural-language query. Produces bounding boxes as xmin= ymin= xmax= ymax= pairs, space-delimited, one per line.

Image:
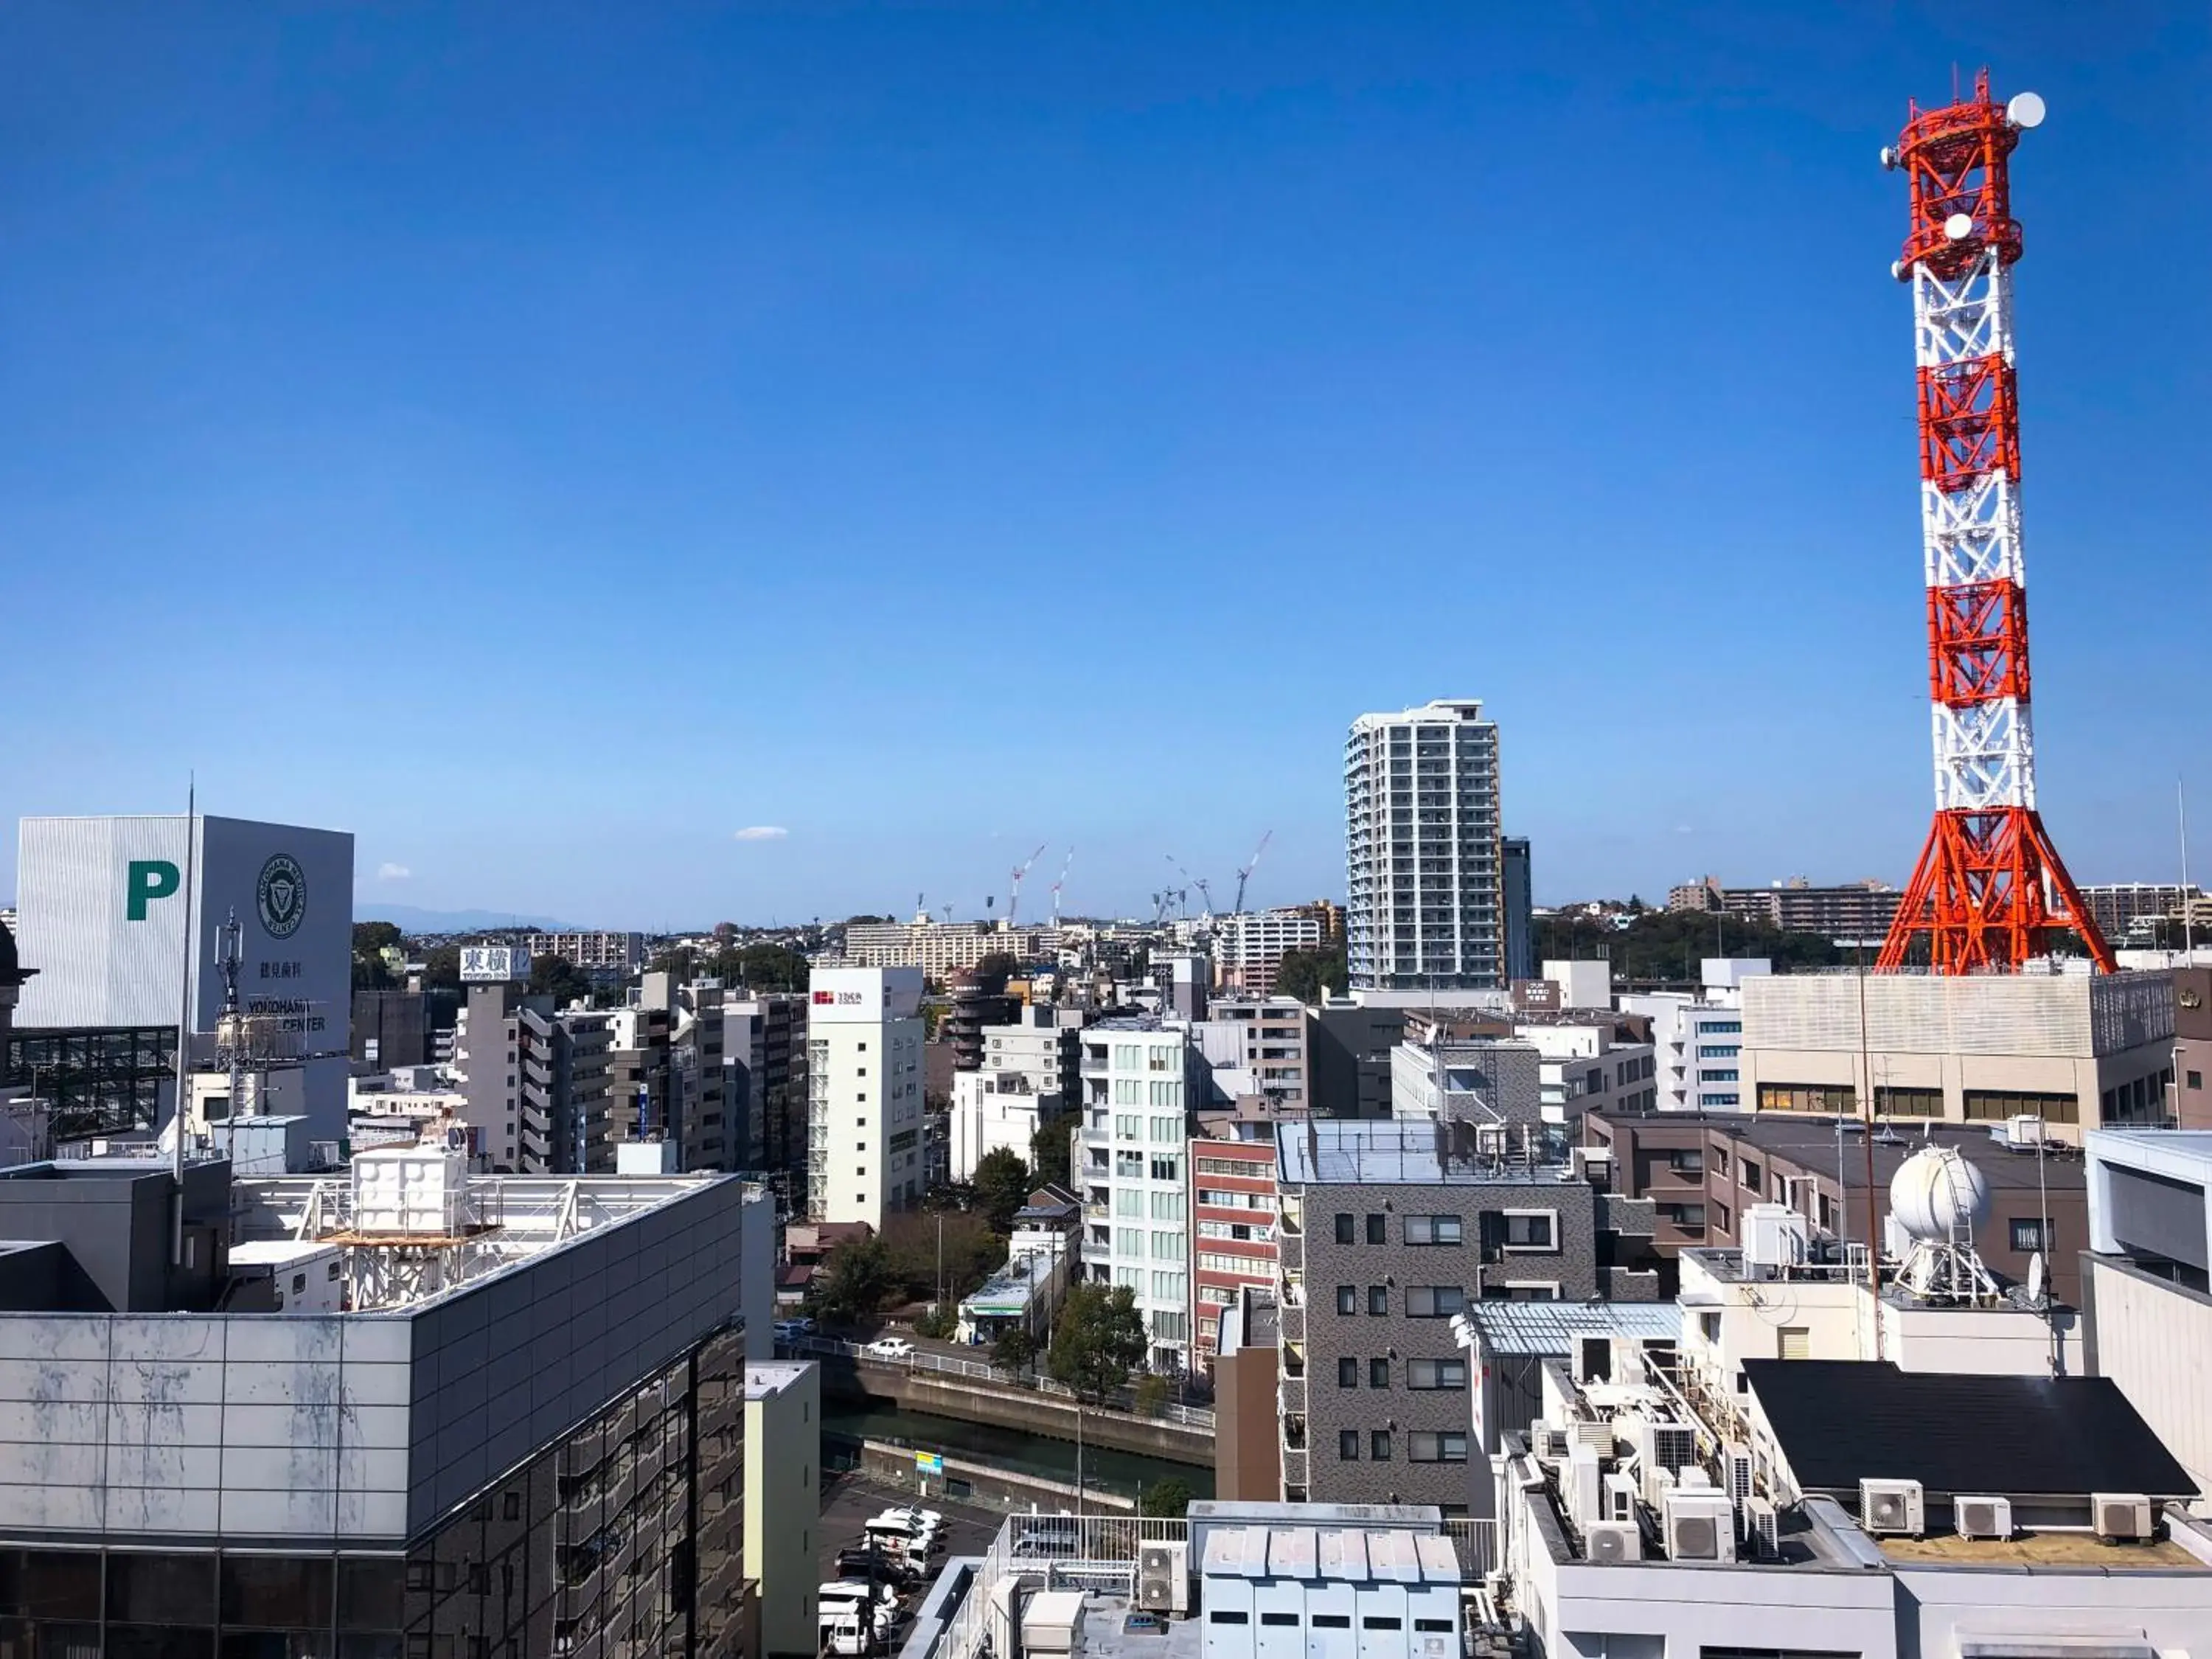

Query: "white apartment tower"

xmin=1345 ymin=699 xmax=1506 ymax=991
xmin=1077 ymin=1018 xmax=1201 ymax=1373
xmin=806 ymin=965 xmax=925 ymax=1230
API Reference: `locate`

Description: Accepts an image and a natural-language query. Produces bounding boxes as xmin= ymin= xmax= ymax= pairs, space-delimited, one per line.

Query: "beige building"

xmin=841 ymin=919 xmax=1060 ymax=977
xmin=744 ymin=1360 xmax=821 ymax=1658
xmin=1739 ymin=970 xmax=2174 ymax=1141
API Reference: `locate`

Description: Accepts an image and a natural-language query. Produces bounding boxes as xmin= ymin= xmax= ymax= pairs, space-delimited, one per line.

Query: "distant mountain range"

xmin=356 ymin=903 xmax=594 ymax=933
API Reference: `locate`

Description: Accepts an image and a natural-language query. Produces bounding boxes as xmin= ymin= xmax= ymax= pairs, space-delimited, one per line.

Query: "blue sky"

xmin=2 ymin=4 xmax=2205 ymax=928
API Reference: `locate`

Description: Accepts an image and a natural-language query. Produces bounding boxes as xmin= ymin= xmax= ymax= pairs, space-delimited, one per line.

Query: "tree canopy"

xmin=1273 ymin=945 xmax=1347 ymax=1005
xmin=1029 ymin=1116 xmax=1072 ymax=1192
xmin=1046 ymin=1282 xmax=1148 ymax=1402
xmin=813 ymin=1237 xmax=894 ymax=1323
xmin=420 ymin=944 xmax=463 ymax=991
xmin=529 ymin=953 xmax=593 ymax=1005
xmin=972 ymin=1147 xmax=1033 ymax=1234
xmin=1534 ymin=908 xmax=1844 ymax=984
xmin=1140 ymin=1478 xmax=1193 ymax=1518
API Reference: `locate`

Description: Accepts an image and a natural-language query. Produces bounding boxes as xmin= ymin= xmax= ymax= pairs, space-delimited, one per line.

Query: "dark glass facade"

xmin=0 ymin=1324 xmax=749 ymax=1659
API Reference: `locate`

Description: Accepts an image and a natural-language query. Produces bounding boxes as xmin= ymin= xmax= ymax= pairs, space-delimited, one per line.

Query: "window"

xmin=1368 ymin=1357 xmax=1391 ymax=1388
xmin=1711 ymin=1148 xmax=1731 ymax=1179
xmin=1760 ymin=1082 xmax=1858 ymax=1114
xmin=2009 ymin=1217 xmax=2049 ymax=1253
xmin=1115 ymin=1188 xmax=1143 ymax=1217
xmin=1407 ymin=1358 xmax=1468 ymax=1390
xmin=1405 ymin=1214 xmax=1462 ymax=1245
xmin=1150 ymin=1191 xmax=1185 ymax=1220
xmin=1114 ymin=1111 xmax=1140 ymax=1136
xmin=1876 ymin=1085 xmax=1944 ymax=1117
xmin=1964 ymin=1088 xmax=2079 ymax=1124
xmin=1339 ymin=1430 xmax=1360 ymax=1460
xmin=1150 ymin=1270 xmax=1185 ymax=1301
xmin=2188 ymin=1071 xmax=2204 ymax=1091
xmin=1669 ymin=1150 xmax=1704 ymax=1176
xmin=1338 ymin=1357 xmax=1359 ymax=1388
xmin=1405 ymin=1285 xmax=1466 ymax=1318
xmin=1487 ymin=1281 xmax=1558 ymax=1301
xmin=1739 ymin=1161 xmax=1761 ymax=1194
xmin=1408 ymin=1431 xmax=1469 ymax=1463
xmin=1713 ymin=1202 xmax=1731 ymax=1234
xmin=1370 ymin=1430 xmax=1393 ymax=1461
xmin=1150 ymin=1116 xmax=1178 ymax=1142
xmin=1148 ymin=1046 xmax=1176 ymax=1071
xmin=1367 ymin=1285 xmax=1389 ymax=1315
xmin=1698 ymin=1044 xmax=1741 ymax=1060
xmin=1150 ymin=1081 xmax=1182 ymax=1107
xmin=1501 ymin=1211 xmax=1556 ymax=1251
xmin=1151 ymin=1231 xmax=1185 ymax=1261
xmin=1150 ymin=1156 xmax=1180 ymax=1182
xmin=1335 ymin=1213 xmax=1355 ymax=1244
xmin=1700 ymin=1068 xmax=1739 ymax=1083
xmin=1366 ymin=1213 xmax=1387 ymax=1245
xmin=1336 ymin=1285 xmax=1357 ymax=1315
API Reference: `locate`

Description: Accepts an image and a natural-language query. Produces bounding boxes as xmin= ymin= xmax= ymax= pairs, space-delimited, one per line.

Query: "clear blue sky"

xmin=3 ymin=4 xmax=2205 ymax=928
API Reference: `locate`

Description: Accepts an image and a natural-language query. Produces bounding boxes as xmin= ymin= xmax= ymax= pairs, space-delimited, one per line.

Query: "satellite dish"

xmin=1891 ymin=260 xmax=1908 ymax=282
xmin=2028 ymin=1251 xmax=2047 ymax=1304
xmin=1944 ymin=212 xmax=1975 ymax=242
xmin=2007 ymin=91 xmax=2047 ymax=130
xmin=1878 ymin=145 xmax=1898 ymax=171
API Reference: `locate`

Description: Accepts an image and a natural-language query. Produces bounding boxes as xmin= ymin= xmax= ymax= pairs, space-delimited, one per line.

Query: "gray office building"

xmin=0 ymin=1148 xmax=773 ymax=1657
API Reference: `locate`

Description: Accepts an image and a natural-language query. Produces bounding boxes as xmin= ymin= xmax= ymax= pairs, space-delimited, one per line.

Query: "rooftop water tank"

xmin=1888 ymin=1144 xmax=1990 ymax=1241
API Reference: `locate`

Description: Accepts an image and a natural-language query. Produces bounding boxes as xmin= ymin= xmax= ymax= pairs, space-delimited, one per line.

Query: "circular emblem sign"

xmin=257 ymin=853 xmax=307 ymax=939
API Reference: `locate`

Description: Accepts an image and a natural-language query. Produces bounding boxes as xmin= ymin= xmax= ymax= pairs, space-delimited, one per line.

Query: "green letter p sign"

xmin=127 ymin=859 xmax=181 ymax=921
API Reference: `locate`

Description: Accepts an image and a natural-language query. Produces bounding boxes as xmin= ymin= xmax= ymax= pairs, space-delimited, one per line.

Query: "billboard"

xmin=807 ymin=966 xmax=924 ymax=1025
xmin=14 ymin=814 xmax=354 ymax=1042
xmin=460 ymin=945 xmax=531 ymax=983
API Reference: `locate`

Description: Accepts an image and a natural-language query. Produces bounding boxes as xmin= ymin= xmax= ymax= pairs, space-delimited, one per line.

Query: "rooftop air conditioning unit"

xmin=1566 ymin=1447 xmax=1604 ymax=1531
xmin=1663 ymin=1489 xmax=1736 ymax=1562
xmin=2006 ymin=1113 xmax=2045 ymax=1150
xmin=1602 ymin=1472 xmax=1640 ymax=1523
xmin=1646 ymin=1423 xmax=1697 ymax=1476
xmin=1721 ymin=1442 xmax=1754 ymax=1506
xmin=1643 ymin=1464 xmax=1677 ymax=1510
xmin=2093 ymin=1493 xmax=2153 ymax=1542
xmin=1137 ymin=1542 xmax=1190 ymax=1614
xmin=1744 ymin=1495 xmax=1780 ymax=1559
xmin=1573 ymin=1420 xmax=1616 ymax=1457
xmin=1860 ymin=1478 xmax=1924 ymax=1538
xmin=1585 ymin=1520 xmax=1642 ymax=1564
xmin=1529 ymin=1422 xmax=1569 ymax=1461
xmin=1955 ymin=1496 xmax=2014 ymax=1541
xmin=1742 ymin=1203 xmax=1809 ymax=1272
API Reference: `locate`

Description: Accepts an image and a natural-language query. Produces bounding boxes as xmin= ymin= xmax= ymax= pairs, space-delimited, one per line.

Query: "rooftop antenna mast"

xmin=1872 ymin=74 xmax=2113 ymax=974
xmin=170 ymin=779 xmax=198 ymax=1265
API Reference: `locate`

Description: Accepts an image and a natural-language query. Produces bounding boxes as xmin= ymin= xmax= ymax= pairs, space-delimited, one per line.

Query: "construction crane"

xmin=1006 ymin=843 xmax=1048 ymax=926
xmin=1048 ymin=848 xmax=1075 ymax=928
xmin=1193 ymin=878 xmax=1217 ymax=918
xmin=1232 ymin=830 xmax=1273 ymax=914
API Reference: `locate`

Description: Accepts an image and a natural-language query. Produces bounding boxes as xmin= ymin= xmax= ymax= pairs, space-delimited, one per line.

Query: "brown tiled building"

xmin=1583 ymin=1110 xmax=2090 ymax=1305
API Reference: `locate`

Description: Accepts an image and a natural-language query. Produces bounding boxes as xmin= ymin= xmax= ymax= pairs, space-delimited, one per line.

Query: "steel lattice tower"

xmin=1874 ymin=72 xmax=2115 ymax=975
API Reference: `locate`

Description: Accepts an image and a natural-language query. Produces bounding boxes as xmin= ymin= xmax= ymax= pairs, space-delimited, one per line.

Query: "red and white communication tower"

xmin=1874 ymin=72 xmax=2115 ymax=975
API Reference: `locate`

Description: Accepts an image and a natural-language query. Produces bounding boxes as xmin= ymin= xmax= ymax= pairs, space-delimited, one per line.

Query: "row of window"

xmin=1208 ymin=1614 xmax=1453 ymax=1632
xmin=1334 ymin=1284 xmax=1469 ymax=1318
xmin=1335 ymin=1357 xmax=1468 ymax=1390
xmin=1337 ymin=1430 xmax=1468 ymax=1463
xmin=1759 ymin=1082 xmax=2089 ymax=1124
xmin=1332 ymin=1211 xmax=1553 ymax=1248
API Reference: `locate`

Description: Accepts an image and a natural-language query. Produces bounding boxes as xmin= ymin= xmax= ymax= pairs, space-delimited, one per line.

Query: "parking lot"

xmin=815 ymin=1471 xmax=1006 ymax=1588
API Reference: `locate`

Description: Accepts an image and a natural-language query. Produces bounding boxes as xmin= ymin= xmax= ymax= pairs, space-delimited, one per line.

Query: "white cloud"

xmin=733 ymin=826 xmax=789 ymax=843
xmin=377 ymin=862 xmax=411 ymax=880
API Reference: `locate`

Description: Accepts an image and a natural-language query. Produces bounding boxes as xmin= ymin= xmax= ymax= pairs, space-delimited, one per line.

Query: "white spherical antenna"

xmin=2028 ymin=1251 xmax=2047 ymax=1303
xmin=1879 ymin=145 xmax=1898 ymax=171
xmin=1944 ymin=212 xmax=1975 ymax=242
xmin=2007 ymin=91 xmax=2047 ymax=130
xmin=1888 ymin=1144 xmax=1992 ymax=1240
xmin=1891 ymin=260 xmax=1907 ymax=282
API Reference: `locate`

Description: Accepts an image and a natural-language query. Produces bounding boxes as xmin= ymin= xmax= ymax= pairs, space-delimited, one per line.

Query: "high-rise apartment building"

xmin=523 ymin=931 xmax=647 ymax=976
xmin=1501 ymin=837 xmax=1535 ymax=984
xmin=1345 ymin=700 xmax=1505 ymax=992
xmin=805 ymin=967 xmax=925 ymax=1229
xmin=454 ymin=984 xmax=613 ymax=1173
xmin=1211 ymin=908 xmax=1326 ymax=995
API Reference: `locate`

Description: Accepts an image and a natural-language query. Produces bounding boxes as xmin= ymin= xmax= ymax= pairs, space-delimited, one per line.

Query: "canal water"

xmin=824 ymin=1399 xmax=1216 ymax=1503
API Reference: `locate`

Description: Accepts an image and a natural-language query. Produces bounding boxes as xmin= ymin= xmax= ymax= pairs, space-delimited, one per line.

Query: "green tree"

xmin=972 ymin=1147 xmax=1034 ymax=1235
xmin=975 ymin=951 xmax=1019 ymax=984
xmin=814 ymin=1237 xmax=894 ymax=1324
xmin=730 ymin=943 xmax=810 ymax=993
xmin=1046 ymin=1283 xmax=1147 ymax=1403
xmin=1273 ymin=945 xmax=1347 ymax=1006
xmin=421 ymin=945 xmax=463 ymax=992
xmin=1140 ymin=1478 xmax=1192 ymax=1519
xmin=649 ymin=945 xmax=700 ymax=979
xmin=1029 ymin=1116 xmax=1072 ymax=1192
xmin=914 ymin=1304 xmax=959 ymax=1340
xmin=1133 ymin=1374 xmax=1171 ymax=1417
xmin=882 ymin=1210 xmax=1000 ymax=1304
xmin=529 ymin=954 xmax=592 ymax=1005
xmin=354 ymin=921 xmax=403 ymax=956
xmin=992 ymin=1325 xmax=1040 ymax=1378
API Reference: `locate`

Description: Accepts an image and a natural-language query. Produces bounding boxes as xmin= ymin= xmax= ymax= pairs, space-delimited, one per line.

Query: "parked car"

xmin=773 ymin=1318 xmax=815 ymax=1341
xmin=863 ymin=1336 xmax=914 ymax=1360
xmin=835 ymin=1548 xmax=919 ymax=1587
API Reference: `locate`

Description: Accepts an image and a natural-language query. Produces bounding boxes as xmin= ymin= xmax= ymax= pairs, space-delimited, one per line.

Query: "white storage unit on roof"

xmin=351 ymin=1144 xmax=469 ymax=1236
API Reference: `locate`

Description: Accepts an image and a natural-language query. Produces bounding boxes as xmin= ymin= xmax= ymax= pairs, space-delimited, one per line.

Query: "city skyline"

xmin=3 ymin=6 xmax=2206 ymax=922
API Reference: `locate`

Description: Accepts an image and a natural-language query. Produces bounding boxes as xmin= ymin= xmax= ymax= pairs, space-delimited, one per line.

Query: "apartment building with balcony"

xmin=1075 ymin=1017 xmax=1206 ymax=1371
xmin=1200 ymin=995 xmax=1310 ymax=1112
xmin=1271 ymin=1119 xmax=1603 ymax=1512
xmin=1618 ymin=956 xmax=1767 ymax=1112
xmin=454 ymin=984 xmax=613 ymax=1174
xmin=1345 ymin=700 xmax=1506 ymax=992
xmin=1211 ymin=908 xmax=1327 ymax=995
xmin=521 ymin=930 xmax=647 ymax=977
xmin=1189 ymin=1105 xmax=1287 ymax=1369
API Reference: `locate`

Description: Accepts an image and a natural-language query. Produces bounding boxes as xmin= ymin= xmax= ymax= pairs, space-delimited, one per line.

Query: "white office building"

xmin=1076 ymin=1017 xmax=1205 ymax=1371
xmin=1345 ymin=700 xmax=1505 ymax=992
xmin=948 ymin=1008 xmax=1071 ymax=1183
xmin=1619 ymin=958 xmax=1767 ymax=1113
xmin=1212 ymin=908 xmax=1326 ymax=995
xmin=806 ymin=966 xmax=925 ymax=1229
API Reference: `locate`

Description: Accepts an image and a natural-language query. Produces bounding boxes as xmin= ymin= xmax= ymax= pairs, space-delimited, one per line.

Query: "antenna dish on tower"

xmin=2006 ymin=91 xmax=2046 ymax=129
xmin=1943 ymin=212 xmax=1975 ymax=242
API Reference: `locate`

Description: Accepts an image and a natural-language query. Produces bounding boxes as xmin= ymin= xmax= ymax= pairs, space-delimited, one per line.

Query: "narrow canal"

xmin=824 ymin=1398 xmax=1216 ymax=1502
